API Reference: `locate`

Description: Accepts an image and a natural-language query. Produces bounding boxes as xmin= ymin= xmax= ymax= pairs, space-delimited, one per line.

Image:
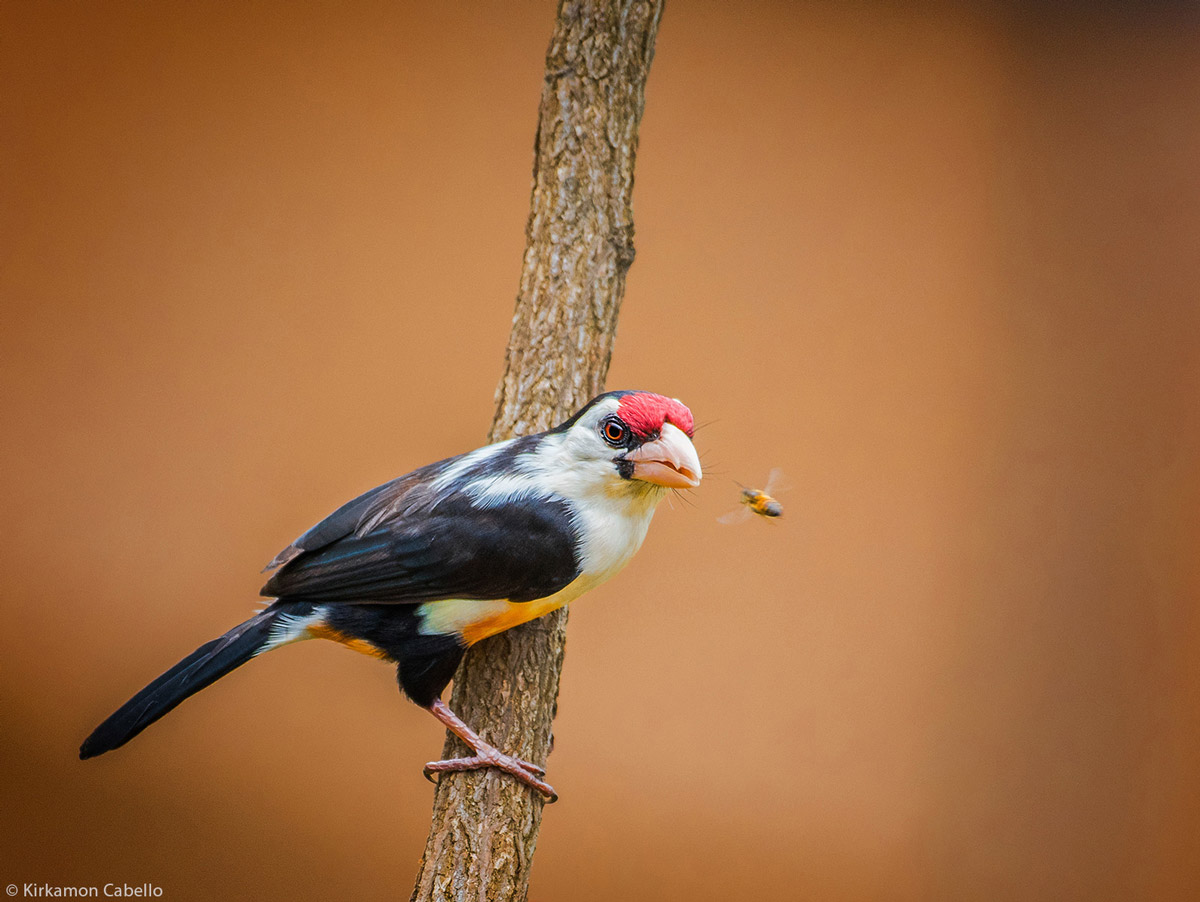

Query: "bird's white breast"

xmin=567 ymin=486 xmax=659 ymax=582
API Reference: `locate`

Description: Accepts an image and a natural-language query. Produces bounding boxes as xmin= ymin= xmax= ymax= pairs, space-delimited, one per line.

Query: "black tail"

xmin=80 ymin=602 xmax=309 ymax=759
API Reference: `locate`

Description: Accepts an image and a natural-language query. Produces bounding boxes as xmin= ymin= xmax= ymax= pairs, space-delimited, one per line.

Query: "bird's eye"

xmin=602 ymin=418 xmax=627 ymax=446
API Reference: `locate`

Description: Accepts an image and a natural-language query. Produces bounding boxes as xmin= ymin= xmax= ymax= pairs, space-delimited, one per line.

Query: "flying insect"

xmin=718 ymin=467 xmax=785 ymax=524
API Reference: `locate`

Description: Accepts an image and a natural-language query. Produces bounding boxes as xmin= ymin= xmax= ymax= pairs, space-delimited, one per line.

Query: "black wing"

xmin=260 ymin=466 xmax=580 ymax=605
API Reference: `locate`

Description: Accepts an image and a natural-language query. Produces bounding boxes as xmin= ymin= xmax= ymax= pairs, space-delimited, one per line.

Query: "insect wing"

xmin=717 ymin=506 xmax=753 ymax=525
xmin=763 ymin=467 xmax=787 ymax=497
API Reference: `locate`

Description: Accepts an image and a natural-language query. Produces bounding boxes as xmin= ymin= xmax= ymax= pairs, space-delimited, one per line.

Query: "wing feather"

xmin=260 ymin=451 xmax=579 ymax=604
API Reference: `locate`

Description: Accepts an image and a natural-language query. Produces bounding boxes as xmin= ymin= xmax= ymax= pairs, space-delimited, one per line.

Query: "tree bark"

xmin=408 ymin=2 xmax=664 ymax=900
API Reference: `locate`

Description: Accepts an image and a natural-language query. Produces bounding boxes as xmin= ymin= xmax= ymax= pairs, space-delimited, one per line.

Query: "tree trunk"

xmin=408 ymin=1 xmax=664 ymax=900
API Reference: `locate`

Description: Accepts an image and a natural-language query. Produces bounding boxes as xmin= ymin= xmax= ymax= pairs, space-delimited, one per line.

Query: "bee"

xmin=718 ymin=468 xmax=785 ymax=524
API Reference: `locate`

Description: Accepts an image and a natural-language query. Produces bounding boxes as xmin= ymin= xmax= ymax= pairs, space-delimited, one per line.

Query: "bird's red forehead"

xmin=616 ymin=393 xmax=695 ymax=439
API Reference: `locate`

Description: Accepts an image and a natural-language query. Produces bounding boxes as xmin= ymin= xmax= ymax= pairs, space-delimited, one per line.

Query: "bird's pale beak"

xmin=624 ymin=422 xmax=703 ymax=489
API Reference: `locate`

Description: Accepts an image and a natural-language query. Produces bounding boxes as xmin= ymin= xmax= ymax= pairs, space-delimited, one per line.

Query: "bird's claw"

xmin=422 ymin=753 xmax=557 ymax=803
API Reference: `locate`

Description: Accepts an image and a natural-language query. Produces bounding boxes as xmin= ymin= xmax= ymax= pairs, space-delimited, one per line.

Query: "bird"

xmin=79 ymin=390 xmax=701 ymax=802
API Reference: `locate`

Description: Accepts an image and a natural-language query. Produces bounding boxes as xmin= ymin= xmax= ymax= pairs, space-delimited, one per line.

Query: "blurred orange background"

xmin=3 ymin=2 xmax=1199 ymax=899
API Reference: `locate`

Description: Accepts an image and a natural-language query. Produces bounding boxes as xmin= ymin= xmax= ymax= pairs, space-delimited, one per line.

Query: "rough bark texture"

xmin=408 ymin=2 xmax=664 ymax=900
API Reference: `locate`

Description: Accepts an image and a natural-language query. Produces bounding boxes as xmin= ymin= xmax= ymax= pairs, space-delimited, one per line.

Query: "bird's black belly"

xmin=319 ymin=604 xmax=466 ymax=708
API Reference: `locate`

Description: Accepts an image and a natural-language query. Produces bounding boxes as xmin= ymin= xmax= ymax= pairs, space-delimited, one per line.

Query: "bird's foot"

xmin=423 ymin=751 xmax=557 ymax=802
xmin=423 ymin=698 xmax=557 ymax=802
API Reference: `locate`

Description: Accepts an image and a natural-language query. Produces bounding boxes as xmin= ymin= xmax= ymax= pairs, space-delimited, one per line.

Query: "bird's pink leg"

xmin=423 ymin=699 xmax=557 ymax=802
